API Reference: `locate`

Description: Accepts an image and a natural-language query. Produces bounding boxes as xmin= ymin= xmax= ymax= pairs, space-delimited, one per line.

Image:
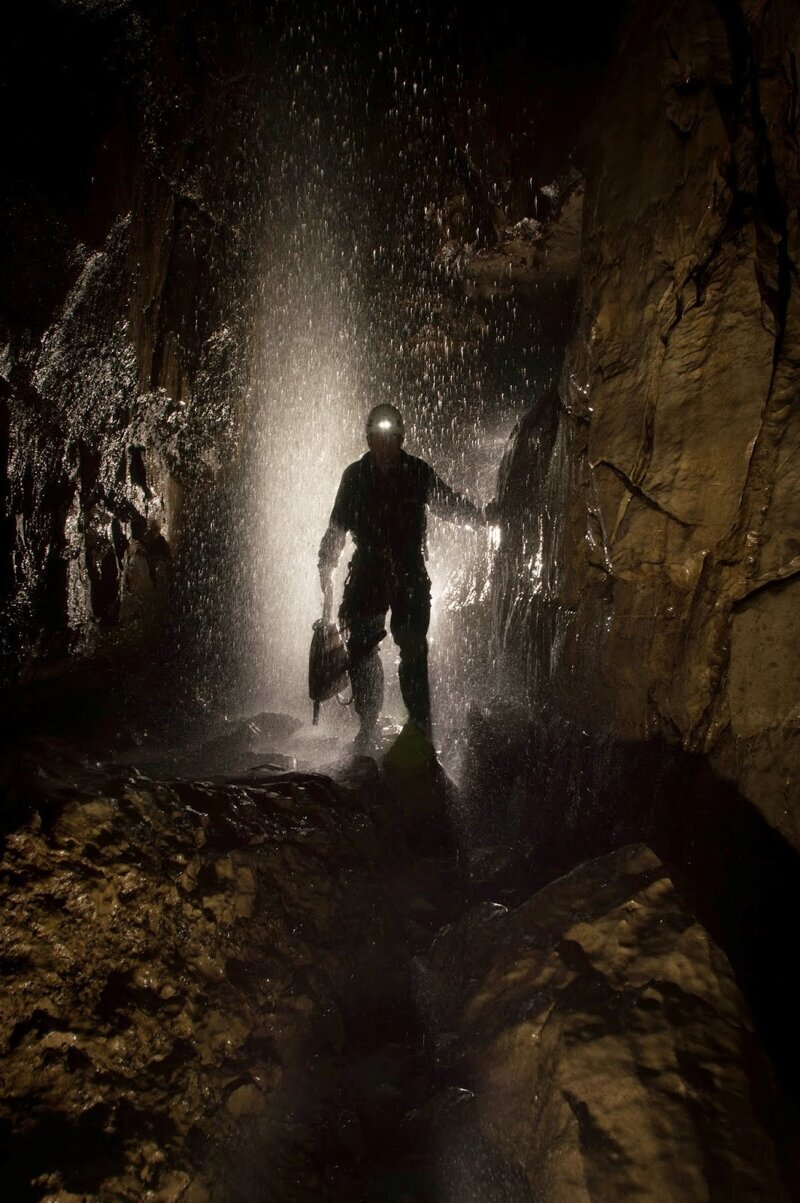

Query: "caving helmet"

xmin=365 ymin=402 xmax=404 ymax=438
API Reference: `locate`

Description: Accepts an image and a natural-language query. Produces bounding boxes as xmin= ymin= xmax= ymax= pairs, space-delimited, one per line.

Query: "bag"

xmin=308 ymin=619 xmax=350 ymax=724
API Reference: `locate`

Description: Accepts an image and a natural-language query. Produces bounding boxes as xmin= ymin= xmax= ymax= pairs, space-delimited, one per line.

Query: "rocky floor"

xmin=1 ymin=702 xmax=797 ymax=1201
xmin=419 ymin=844 xmax=792 ymax=1200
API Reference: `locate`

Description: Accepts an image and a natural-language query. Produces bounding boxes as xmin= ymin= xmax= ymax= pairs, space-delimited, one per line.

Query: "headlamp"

xmin=365 ymin=403 xmax=404 ymax=436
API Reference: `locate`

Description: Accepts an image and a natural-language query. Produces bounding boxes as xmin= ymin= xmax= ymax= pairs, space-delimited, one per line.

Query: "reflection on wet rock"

xmin=420 ymin=845 xmax=790 ymax=1201
xmin=491 ymin=0 xmax=800 ymax=850
xmin=0 ymin=747 xmax=398 ymax=1201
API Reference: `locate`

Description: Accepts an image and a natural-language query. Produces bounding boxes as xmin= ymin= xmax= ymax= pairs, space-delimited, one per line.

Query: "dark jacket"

xmin=318 ymin=450 xmax=482 ymax=578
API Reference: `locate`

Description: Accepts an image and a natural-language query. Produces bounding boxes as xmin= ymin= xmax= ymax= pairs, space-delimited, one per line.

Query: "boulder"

xmin=419 ymin=844 xmax=791 ymax=1200
xmin=0 ymin=744 xmax=401 ymax=1201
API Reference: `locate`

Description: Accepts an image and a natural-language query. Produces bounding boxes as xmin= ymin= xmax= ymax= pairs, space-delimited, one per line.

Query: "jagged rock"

xmin=161 ymin=713 xmax=305 ymax=776
xmin=1 ymin=2 xmax=268 ymax=683
xmin=0 ymin=744 xmax=401 ymax=1201
xmin=383 ymin=723 xmax=456 ymax=852
xmin=462 ymin=844 xmax=521 ymax=895
xmin=418 ymin=844 xmax=791 ymax=1200
xmin=455 ymin=177 xmax=584 ymax=298
xmin=246 ymin=712 xmax=303 ymax=745
xmin=492 ymin=0 xmax=800 ymax=849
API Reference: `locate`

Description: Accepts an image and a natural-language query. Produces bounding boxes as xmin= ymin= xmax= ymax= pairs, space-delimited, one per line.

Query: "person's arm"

xmin=318 ymin=470 xmax=351 ymax=618
xmin=318 ymin=518 xmax=346 ymax=578
xmin=426 ymin=464 xmax=486 ymax=526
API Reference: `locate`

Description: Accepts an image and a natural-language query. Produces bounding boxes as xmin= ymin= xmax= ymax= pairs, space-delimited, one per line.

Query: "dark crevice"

xmin=591 ymin=457 xmax=696 ymax=527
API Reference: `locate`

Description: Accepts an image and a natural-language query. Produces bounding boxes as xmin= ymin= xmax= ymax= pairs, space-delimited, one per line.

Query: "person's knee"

xmin=347 ymin=620 xmax=385 ymax=663
xmin=394 ymin=627 xmax=428 ymax=662
xmin=349 ymin=646 xmax=381 ymax=682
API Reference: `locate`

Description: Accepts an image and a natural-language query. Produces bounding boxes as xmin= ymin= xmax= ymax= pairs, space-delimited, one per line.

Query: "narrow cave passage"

xmin=2 ymin=1 xmax=800 ymax=1200
xmin=164 ymin=5 xmax=578 ymax=740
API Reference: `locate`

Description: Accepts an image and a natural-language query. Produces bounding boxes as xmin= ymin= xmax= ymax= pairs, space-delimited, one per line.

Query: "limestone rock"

xmin=0 ymin=1 xmax=268 ymax=682
xmin=419 ymin=844 xmax=790 ymax=1200
xmin=493 ymin=0 xmax=800 ymax=848
xmin=383 ymin=722 xmax=456 ymax=851
xmin=0 ymin=742 xmax=398 ymax=1201
xmin=441 ymin=175 xmax=585 ymax=298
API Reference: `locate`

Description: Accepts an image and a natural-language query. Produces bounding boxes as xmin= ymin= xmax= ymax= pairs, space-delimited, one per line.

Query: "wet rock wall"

xmin=494 ymin=0 xmax=800 ymax=848
xmin=1 ymin=1 xmax=268 ymax=681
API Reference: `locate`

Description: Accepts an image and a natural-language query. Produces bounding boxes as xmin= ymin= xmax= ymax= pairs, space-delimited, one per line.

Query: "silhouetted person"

xmin=318 ymin=403 xmax=485 ymax=752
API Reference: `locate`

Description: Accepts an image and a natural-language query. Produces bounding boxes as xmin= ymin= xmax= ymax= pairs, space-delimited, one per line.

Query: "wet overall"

xmin=319 ymin=450 xmax=480 ymax=736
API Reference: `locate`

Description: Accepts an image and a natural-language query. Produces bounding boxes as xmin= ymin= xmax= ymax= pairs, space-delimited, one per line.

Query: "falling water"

xmin=225 ymin=9 xmax=528 ymax=734
xmin=243 ymin=44 xmax=370 ymax=714
xmin=165 ymin=3 xmax=570 ymax=748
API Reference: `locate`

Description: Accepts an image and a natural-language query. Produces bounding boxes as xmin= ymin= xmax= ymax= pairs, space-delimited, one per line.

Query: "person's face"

xmin=367 ymin=431 xmax=403 ymax=472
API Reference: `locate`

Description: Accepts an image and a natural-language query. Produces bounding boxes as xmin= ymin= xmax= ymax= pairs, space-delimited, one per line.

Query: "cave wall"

xmin=495 ymin=0 xmax=800 ymax=845
xmin=1 ymin=1 xmax=267 ymax=682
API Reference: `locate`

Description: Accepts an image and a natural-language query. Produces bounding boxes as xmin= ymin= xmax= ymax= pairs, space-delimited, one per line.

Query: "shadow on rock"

xmin=462 ymin=700 xmax=800 ymax=1148
xmin=382 ymin=723 xmax=457 ymax=854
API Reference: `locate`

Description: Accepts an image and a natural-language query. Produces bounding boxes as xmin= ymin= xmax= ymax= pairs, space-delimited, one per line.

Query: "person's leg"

xmin=390 ymin=575 xmax=432 ymax=736
xmin=346 ymin=616 xmax=386 ymax=738
xmin=340 ymin=565 xmax=387 ymax=744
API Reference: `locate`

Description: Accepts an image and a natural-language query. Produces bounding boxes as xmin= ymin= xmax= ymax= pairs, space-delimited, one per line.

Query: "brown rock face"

xmin=0 ymin=749 xmax=401 ymax=1201
xmin=496 ymin=0 xmax=800 ymax=846
xmin=1 ymin=3 xmax=268 ymax=680
xmin=419 ymin=844 xmax=790 ymax=1200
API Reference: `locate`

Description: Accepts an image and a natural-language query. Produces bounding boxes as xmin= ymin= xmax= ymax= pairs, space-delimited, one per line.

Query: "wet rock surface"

xmin=1 ymin=708 xmax=796 ymax=1201
xmin=491 ymin=0 xmax=800 ymax=848
xmin=1 ymin=2 xmax=271 ymax=681
xmin=0 ymin=739 xmax=419 ymax=1201
xmin=419 ymin=844 xmax=793 ymax=1201
xmin=440 ymin=173 xmax=585 ymax=300
xmin=461 ymin=698 xmax=800 ymax=1104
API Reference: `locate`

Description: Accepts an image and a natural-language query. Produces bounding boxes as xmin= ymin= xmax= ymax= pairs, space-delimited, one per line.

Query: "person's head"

xmin=365 ymin=403 xmax=404 ymax=472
